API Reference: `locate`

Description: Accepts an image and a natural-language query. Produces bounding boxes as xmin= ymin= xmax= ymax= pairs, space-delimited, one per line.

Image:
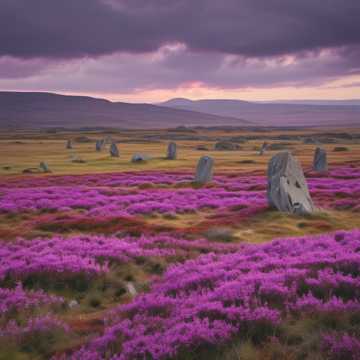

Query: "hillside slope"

xmin=0 ymin=92 xmax=249 ymax=129
xmin=160 ymin=98 xmax=360 ymax=126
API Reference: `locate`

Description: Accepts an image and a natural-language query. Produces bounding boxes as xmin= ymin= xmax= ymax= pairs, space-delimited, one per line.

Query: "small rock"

xmin=214 ymin=141 xmax=239 ymax=151
xmin=195 ymin=156 xmax=214 ymax=184
xmin=22 ymin=167 xmax=41 ymax=174
xmin=196 ymin=145 xmax=209 ymax=151
xmin=71 ymin=158 xmax=86 ymax=163
xmin=74 ymin=136 xmax=92 ymax=143
xmin=131 ymin=154 xmax=149 ymax=162
xmin=126 ymin=282 xmax=138 ymax=297
xmin=68 ymin=299 xmax=79 ymax=309
xmin=303 ymin=137 xmax=316 ymax=144
xmin=333 ymin=146 xmax=349 ymax=152
xmin=39 ymin=162 xmax=51 ymax=173
xmin=268 ymin=143 xmax=292 ymax=151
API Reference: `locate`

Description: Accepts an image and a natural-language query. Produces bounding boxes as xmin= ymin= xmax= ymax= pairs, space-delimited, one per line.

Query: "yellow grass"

xmin=0 ymin=127 xmax=360 ymax=242
xmin=1 ymin=127 xmax=360 ymax=176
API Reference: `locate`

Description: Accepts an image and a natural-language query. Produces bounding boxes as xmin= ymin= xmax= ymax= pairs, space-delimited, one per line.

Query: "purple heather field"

xmin=1 ymin=0 xmax=360 ymax=358
xmin=0 ymin=163 xmax=359 ymax=359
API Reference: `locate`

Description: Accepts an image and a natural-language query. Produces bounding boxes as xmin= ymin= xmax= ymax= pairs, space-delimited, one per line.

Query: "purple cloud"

xmin=1 ymin=45 xmax=360 ymax=93
xmin=0 ymin=1 xmax=359 ymax=96
xmin=1 ymin=0 xmax=360 ymax=59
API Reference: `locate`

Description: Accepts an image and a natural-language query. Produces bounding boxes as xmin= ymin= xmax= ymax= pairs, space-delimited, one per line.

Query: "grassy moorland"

xmin=0 ymin=127 xmax=360 ymax=360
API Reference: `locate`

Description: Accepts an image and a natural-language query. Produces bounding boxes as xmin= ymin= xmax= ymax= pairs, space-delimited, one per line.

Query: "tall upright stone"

xmin=66 ymin=139 xmax=73 ymax=149
xmin=267 ymin=151 xmax=315 ymax=215
xmin=96 ymin=139 xmax=105 ymax=152
xmin=313 ymin=147 xmax=328 ymax=172
xmin=167 ymin=142 xmax=177 ymax=159
xmin=195 ymin=156 xmax=214 ymax=184
xmin=110 ymin=143 xmax=119 ymax=157
xmin=259 ymin=142 xmax=268 ymax=155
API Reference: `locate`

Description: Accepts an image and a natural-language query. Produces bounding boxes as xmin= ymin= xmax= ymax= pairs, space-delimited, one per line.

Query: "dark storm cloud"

xmin=1 ymin=0 xmax=360 ymax=59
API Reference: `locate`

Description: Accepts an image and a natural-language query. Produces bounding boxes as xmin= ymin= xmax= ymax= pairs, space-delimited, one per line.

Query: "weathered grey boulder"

xmin=167 ymin=142 xmax=177 ymax=159
xmin=39 ymin=161 xmax=51 ymax=173
xmin=267 ymin=152 xmax=315 ymax=215
xmin=110 ymin=143 xmax=119 ymax=157
xmin=96 ymin=139 xmax=105 ymax=152
xmin=259 ymin=142 xmax=269 ymax=155
xmin=131 ymin=153 xmax=149 ymax=163
xmin=195 ymin=156 xmax=214 ymax=184
xmin=66 ymin=139 xmax=73 ymax=149
xmin=313 ymin=147 xmax=328 ymax=172
xmin=214 ymin=141 xmax=239 ymax=151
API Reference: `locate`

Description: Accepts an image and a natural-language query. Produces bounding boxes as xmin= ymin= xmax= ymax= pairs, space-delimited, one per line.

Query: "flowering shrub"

xmin=0 ymin=184 xmax=267 ymax=217
xmin=71 ymin=230 xmax=360 ymax=359
xmin=0 ymin=283 xmax=63 ymax=317
xmin=0 ymin=167 xmax=359 ymax=359
xmin=0 ymin=234 xmax=237 ymax=283
xmin=1 ymin=167 xmax=359 ymax=219
xmin=322 ymin=332 xmax=360 ymax=360
xmin=0 ymin=314 xmax=69 ymax=342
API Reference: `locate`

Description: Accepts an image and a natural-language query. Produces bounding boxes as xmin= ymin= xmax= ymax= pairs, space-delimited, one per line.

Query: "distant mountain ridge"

xmin=0 ymin=92 xmax=249 ymax=129
xmin=261 ymin=99 xmax=360 ymax=106
xmin=160 ymin=98 xmax=360 ymax=127
xmin=1 ymin=92 xmax=359 ymax=129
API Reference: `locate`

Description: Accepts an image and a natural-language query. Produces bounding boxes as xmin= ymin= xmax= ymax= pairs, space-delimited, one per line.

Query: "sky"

xmin=1 ymin=0 xmax=360 ymax=103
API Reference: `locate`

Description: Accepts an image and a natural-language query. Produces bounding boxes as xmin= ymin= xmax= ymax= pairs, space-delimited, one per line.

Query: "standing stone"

xmin=167 ymin=142 xmax=177 ymax=159
xmin=110 ymin=143 xmax=119 ymax=157
xmin=267 ymin=151 xmax=315 ymax=215
xmin=259 ymin=142 xmax=268 ymax=155
xmin=39 ymin=161 xmax=51 ymax=173
xmin=195 ymin=156 xmax=214 ymax=184
xmin=96 ymin=139 xmax=105 ymax=152
xmin=313 ymin=147 xmax=328 ymax=172
xmin=66 ymin=139 xmax=73 ymax=149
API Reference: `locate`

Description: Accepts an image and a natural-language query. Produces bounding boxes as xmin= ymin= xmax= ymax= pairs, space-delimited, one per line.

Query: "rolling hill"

xmin=0 ymin=92 xmax=249 ymax=129
xmin=160 ymin=98 xmax=360 ymax=127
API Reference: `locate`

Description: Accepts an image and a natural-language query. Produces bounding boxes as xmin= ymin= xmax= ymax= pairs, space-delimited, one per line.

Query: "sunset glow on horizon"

xmin=1 ymin=1 xmax=359 ymax=103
